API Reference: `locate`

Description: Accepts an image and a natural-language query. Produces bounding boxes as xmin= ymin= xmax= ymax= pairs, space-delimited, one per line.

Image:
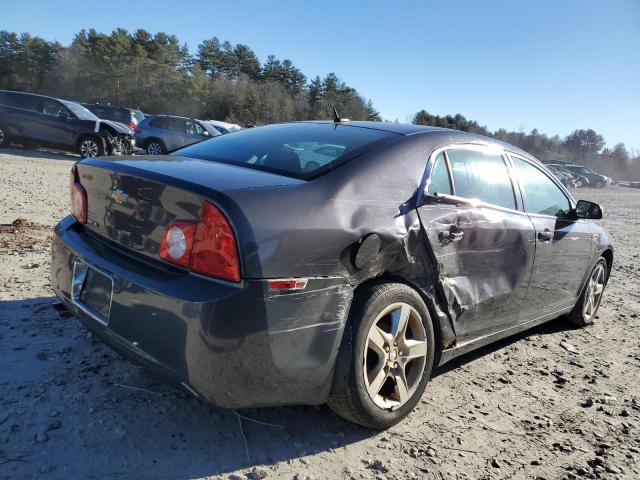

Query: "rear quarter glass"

xmin=171 ymin=122 xmax=399 ymax=180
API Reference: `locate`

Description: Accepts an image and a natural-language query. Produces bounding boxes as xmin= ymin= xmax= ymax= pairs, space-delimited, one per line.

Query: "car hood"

xmin=98 ymin=119 xmax=132 ymax=135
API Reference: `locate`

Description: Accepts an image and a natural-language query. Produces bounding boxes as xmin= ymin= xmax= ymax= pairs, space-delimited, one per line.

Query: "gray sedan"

xmin=52 ymin=120 xmax=612 ymax=428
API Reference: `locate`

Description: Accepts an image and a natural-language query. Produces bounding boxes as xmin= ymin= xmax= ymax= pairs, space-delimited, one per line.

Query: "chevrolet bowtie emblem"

xmin=110 ymin=188 xmax=129 ymax=204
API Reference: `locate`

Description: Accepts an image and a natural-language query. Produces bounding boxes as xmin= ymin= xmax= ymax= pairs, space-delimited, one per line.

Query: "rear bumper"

xmin=51 ymin=216 xmax=353 ymax=408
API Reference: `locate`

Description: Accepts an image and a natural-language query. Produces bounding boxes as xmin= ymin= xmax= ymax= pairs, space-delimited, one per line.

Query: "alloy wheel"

xmin=363 ymin=302 xmax=427 ymax=410
xmin=147 ymin=142 xmax=163 ymax=155
xmin=80 ymin=139 xmax=99 ymax=158
xmin=582 ymin=263 xmax=605 ymax=321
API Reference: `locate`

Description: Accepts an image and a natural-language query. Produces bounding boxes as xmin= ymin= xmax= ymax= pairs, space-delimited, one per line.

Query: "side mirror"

xmin=203 ymin=131 xmax=210 ymax=137
xmin=57 ymin=111 xmax=70 ymax=120
xmin=573 ymin=200 xmax=603 ymax=220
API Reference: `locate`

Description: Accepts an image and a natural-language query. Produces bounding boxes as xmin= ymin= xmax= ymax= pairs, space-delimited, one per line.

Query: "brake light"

xmin=191 ymin=202 xmax=241 ymax=282
xmin=70 ymin=164 xmax=87 ymax=224
xmin=128 ymin=122 xmax=141 ymax=134
xmin=159 ymin=202 xmax=241 ymax=283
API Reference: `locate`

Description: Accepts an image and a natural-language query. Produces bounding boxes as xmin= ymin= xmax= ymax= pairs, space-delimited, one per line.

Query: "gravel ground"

xmin=1 ymin=147 xmax=639 ymax=480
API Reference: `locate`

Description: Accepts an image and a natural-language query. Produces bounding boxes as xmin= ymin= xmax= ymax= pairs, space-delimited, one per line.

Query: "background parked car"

xmin=136 ymin=115 xmax=219 ymax=154
xmin=204 ymin=120 xmax=242 ymax=135
xmin=0 ymin=90 xmax=135 ymax=157
xmin=564 ymin=164 xmax=608 ymax=188
xmin=546 ymin=163 xmax=589 ymax=187
xmin=82 ymin=103 xmax=145 ymax=132
xmin=546 ymin=164 xmax=577 ymax=188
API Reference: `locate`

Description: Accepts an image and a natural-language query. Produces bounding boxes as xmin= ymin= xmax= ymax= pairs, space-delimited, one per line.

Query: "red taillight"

xmin=70 ymin=164 xmax=87 ymax=224
xmin=128 ymin=122 xmax=141 ymax=134
xmin=159 ymin=202 xmax=241 ymax=283
xmin=191 ymin=202 xmax=241 ymax=282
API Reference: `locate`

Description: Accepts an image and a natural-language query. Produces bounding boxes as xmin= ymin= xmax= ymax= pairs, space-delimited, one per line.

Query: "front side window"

xmin=512 ymin=156 xmax=571 ymax=217
xmin=42 ymin=99 xmax=68 ymax=116
xmin=447 ymin=148 xmax=516 ymax=209
xmin=426 ymin=152 xmax=452 ymax=196
xmin=185 ymin=120 xmax=205 ymax=135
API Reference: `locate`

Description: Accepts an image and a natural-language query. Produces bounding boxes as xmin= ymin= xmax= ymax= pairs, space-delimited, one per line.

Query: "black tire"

xmin=328 ymin=282 xmax=435 ymax=429
xmin=145 ymin=139 xmax=166 ymax=155
xmin=566 ymin=258 xmax=608 ymax=328
xmin=78 ymin=135 xmax=105 ymax=158
xmin=0 ymin=123 xmax=10 ymax=148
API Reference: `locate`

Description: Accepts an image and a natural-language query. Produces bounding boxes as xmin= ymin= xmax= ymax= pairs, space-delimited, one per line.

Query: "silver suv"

xmin=136 ymin=115 xmax=219 ymax=154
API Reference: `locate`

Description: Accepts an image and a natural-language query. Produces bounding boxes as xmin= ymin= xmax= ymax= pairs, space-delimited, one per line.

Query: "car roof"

xmin=0 ymin=89 xmax=58 ymax=101
xmin=292 ymin=120 xmax=539 ymax=162
xmin=149 ymin=114 xmax=196 ymax=120
xmin=298 ymin=120 xmax=444 ymax=135
xmin=83 ymin=103 xmax=141 ymax=112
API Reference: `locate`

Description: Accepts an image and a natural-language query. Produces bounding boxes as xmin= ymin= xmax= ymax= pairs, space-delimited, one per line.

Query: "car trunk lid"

xmin=76 ymin=156 xmax=303 ymax=263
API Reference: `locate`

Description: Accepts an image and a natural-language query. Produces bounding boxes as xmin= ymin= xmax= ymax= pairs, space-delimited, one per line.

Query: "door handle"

xmin=439 ymin=226 xmax=464 ymax=244
xmin=538 ymin=228 xmax=553 ymax=242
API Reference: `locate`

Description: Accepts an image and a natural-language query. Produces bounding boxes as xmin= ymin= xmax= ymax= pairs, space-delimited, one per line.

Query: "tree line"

xmin=0 ymin=28 xmax=636 ymax=178
xmin=0 ymin=29 xmax=381 ymax=125
xmin=413 ymin=110 xmax=639 ymax=179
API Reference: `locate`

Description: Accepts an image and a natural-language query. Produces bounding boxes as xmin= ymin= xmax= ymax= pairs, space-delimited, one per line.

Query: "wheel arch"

xmin=601 ymin=248 xmax=613 ymax=282
xmin=76 ymin=133 xmax=105 ymax=152
xmin=144 ymin=137 xmax=166 ymax=148
xmin=351 ymin=274 xmax=450 ymax=366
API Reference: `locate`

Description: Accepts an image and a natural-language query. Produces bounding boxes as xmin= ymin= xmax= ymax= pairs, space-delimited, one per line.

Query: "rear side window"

xmin=168 ymin=118 xmax=187 ymax=132
xmin=173 ymin=123 xmax=397 ymax=179
xmin=427 ymin=152 xmax=452 ymax=195
xmin=0 ymin=92 xmax=23 ymax=108
xmin=149 ymin=117 xmax=168 ymax=129
xmin=447 ymin=148 xmax=516 ymax=209
xmin=4 ymin=93 xmax=41 ymax=111
xmin=512 ymin=157 xmax=571 ymax=217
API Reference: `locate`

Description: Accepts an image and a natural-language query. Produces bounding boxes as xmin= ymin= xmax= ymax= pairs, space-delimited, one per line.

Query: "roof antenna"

xmin=333 ymin=106 xmax=350 ymax=123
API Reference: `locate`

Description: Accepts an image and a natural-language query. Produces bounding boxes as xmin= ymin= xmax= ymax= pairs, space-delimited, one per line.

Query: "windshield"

xmin=61 ymin=100 xmax=99 ymax=121
xmin=172 ymin=122 xmax=398 ymax=179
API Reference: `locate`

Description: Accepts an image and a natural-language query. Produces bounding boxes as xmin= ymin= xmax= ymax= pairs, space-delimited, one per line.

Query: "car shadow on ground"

xmin=0 ymin=296 xmax=578 ymax=479
xmin=0 ymin=297 xmax=373 ymax=479
xmin=1 ymin=145 xmax=79 ymax=161
xmin=433 ymin=316 xmax=575 ymax=378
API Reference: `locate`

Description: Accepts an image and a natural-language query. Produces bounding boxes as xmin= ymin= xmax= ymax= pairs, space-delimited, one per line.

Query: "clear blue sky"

xmin=3 ymin=0 xmax=639 ymax=150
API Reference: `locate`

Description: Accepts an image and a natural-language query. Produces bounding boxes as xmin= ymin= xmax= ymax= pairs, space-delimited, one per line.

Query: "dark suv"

xmin=82 ymin=103 xmax=145 ymax=132
xmin=0 ymin=90 xmax=136 ymax=157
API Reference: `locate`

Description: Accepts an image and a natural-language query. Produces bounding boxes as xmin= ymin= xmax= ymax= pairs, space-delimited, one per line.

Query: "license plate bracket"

xmin=71 ymin=259 xmax=114 ymax=326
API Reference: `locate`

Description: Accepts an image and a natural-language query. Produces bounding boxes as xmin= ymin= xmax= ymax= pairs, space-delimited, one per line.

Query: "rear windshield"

xmin=171 ymin=122 xmax=398 ymax=179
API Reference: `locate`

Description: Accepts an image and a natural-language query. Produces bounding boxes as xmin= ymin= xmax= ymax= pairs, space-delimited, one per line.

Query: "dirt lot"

xmin=1 ymin=147 xmax=639 ymax=480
